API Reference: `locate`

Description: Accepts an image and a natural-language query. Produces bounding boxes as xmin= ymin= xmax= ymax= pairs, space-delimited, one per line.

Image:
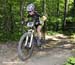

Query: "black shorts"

xmin=35 ymin=23 xmax=41 ymax=28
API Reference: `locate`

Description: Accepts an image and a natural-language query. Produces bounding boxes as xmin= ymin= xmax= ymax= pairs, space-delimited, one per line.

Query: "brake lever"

xmin=21 ymin=20 xmax=24 ymax=25
xmin=21 ymin=20 xmax=27 ymax=25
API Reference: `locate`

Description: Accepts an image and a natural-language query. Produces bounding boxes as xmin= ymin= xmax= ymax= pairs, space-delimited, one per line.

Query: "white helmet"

xmin=27 ymin=3 xmax=35 ymax=12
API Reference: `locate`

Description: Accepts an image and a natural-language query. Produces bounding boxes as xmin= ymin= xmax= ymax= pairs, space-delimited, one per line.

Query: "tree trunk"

xmin=42 ymin=0 xmax=47 ymax=40
xmin=3 ymin=0 xmax=9 ymax=40
xmin=20 ymin=0 xmax=25 ymax=33
xmin=74 ymin=0 xmax=75 ymax=7
xmin=20 ymin=0 xmax=25 ymax=21
xmin=57 ymin=0 xmax=59 ymax=17
xmin=73 ymin=0 xmax=75 ymax=17
xmin=62 ymin=0 xmax=67 ymax=30
xmin=56 ymin=0 xmax=59 ymax=31
xmin=8 ymin=3 xmax=13 ymax=34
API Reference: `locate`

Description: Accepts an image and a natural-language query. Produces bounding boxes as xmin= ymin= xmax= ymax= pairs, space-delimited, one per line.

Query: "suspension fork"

xmin=24 ymin=30 xmax=34 ymax=48
xmin=29 ymin=32 xmax=33 ymax=47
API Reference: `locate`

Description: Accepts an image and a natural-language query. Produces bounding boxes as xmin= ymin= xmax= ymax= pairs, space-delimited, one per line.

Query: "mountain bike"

xmin=18 ymin=21 xmax=42 ymax=61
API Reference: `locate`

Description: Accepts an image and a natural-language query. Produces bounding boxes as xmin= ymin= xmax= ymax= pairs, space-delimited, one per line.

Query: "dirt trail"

xmin=0 ymin=34 xmax=75 ymax=65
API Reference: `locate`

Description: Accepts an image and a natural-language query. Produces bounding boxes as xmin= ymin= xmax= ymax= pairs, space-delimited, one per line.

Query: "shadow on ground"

xmin=0 ymin=34 xmax=75 ymax=65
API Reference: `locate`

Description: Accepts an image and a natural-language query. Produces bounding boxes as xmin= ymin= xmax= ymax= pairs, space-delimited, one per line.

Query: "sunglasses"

xmin=28 ymin=11 xmax=32 ymax=13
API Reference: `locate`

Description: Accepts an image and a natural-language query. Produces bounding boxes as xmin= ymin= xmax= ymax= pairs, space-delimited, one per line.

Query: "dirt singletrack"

xmin=0 ymin=34 xmax=75 ymax=65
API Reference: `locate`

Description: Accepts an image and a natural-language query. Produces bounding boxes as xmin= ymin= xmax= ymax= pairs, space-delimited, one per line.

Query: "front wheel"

xmin=18 ymin=32 xmax=34 ymax=61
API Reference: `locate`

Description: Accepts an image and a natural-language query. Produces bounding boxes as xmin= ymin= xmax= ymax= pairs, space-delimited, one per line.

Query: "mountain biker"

xmin=26 ymin=3 xmax=47 ymax=46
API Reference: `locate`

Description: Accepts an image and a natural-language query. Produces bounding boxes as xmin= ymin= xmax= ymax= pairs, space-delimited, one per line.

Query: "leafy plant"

xmin=64 ymin=57 xmax=75 ymax=65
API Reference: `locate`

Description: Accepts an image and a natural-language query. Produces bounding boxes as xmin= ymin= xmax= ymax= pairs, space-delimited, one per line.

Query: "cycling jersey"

xmin=27 ymin=11 xmax=42 ymax=28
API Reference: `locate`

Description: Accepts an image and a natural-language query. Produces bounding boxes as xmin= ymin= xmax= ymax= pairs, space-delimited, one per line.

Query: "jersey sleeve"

xmin=35 ymin=11 xmax=42 ymax=17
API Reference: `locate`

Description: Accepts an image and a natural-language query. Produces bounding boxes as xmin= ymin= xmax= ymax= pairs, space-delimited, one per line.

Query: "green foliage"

xmin=66 ymin=17 xmax=73 ymax=22
xmin=47 ymin=31 xmax=59 ymax=35
xmin=64 ymin=57 xmax=75 ymax=65
xmin=0 ymin=0 xmax=75 ymax=41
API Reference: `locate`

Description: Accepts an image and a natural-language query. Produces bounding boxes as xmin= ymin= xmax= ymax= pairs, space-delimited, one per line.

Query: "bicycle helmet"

xmin=27 ymin=3 xmax=35 ymax=12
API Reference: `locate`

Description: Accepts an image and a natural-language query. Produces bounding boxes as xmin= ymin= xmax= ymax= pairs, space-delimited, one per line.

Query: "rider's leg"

xmin=36 ymin=25 xmax=42 ymax=46
xmin=36 ymin=25 xmax=42 ymax=39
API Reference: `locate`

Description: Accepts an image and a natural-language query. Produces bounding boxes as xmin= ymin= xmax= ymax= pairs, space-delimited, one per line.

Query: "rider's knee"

xmin=37 ymin=26 xmax=42 ymax=32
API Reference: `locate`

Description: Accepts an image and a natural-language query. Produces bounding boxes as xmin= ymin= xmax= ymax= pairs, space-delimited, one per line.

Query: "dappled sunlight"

xmin=0 ymin=35 xmax=75 ymax=65
xmin=45 ymin=34 xmax=68 ymax=41
xmin=55 ymin=34 xmax=68 ymax=39
xmin=41 ymin=33 xmax=75 ymax=50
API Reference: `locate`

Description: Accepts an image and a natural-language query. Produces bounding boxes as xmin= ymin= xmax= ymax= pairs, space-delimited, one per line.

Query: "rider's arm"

xmin=35 ymin=11 xmax=47 ymax=21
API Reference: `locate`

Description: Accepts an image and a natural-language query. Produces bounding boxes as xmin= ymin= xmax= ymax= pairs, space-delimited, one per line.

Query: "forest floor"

xmin=0 ymin=34 xmax=75 ymax=65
